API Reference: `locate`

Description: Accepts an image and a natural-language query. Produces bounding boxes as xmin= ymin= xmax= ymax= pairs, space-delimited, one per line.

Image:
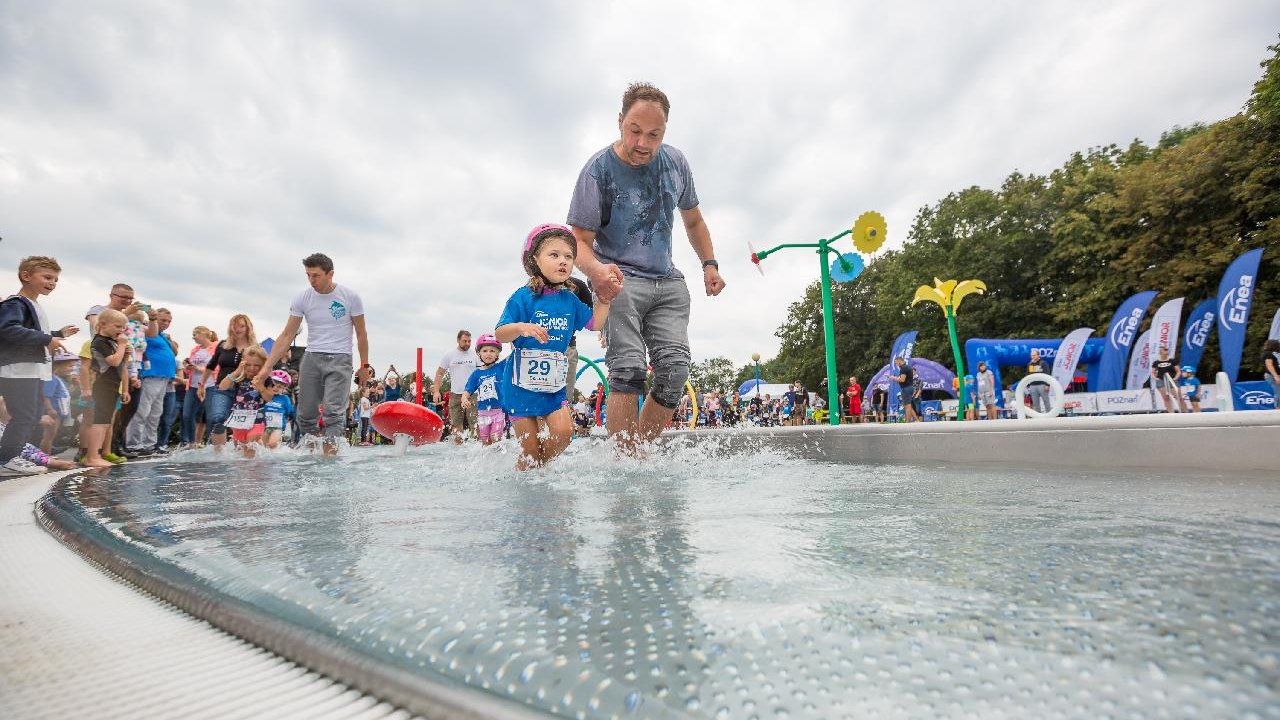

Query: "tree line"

xmin=702 ymin=41 xmax=1280 ymax=394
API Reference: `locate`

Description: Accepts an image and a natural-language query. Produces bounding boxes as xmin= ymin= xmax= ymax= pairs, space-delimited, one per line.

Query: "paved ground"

xmin=0 ymin=468 xmax=415 ymax=720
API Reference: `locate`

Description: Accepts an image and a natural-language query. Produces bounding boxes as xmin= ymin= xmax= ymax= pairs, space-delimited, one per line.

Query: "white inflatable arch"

xmin=1013 ymin=372 xmax=1065 ymax=419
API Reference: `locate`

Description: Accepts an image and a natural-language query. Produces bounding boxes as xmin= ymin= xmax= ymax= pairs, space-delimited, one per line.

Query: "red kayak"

xmin=370 ymin=401 xmax=445 ymax=445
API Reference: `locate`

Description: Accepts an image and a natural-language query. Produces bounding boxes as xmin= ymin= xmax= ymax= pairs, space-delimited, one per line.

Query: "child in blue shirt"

xmin=462 ymin=334 xmax=506 ymax=445
xmin=262 ymin=369 xmax=296 ymax=448
xmin=1179 ymin=366 xmax=1202 ymax=413
xmin=496 ymin=224 xmax=609 ymax=469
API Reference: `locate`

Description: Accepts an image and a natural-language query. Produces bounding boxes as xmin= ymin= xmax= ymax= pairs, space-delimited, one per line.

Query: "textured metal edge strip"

xmin=34 ymin=471 xmax=551 ymax=720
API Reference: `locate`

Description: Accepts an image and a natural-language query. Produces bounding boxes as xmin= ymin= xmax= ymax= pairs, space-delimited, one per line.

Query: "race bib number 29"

xmin=513 ymin=349 xmax=568 ymax=393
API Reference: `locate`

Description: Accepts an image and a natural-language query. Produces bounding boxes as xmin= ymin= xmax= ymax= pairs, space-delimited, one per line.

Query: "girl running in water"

xmin=461 ymin=333 xmax=506 ymax=446
xmin=496 ymin=224 xmax=610 ymax=470
xmin=217 ymin=345 xmax=281 ymax=457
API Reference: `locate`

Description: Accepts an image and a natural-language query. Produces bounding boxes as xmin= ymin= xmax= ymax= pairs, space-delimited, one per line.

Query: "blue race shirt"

xmin=567 ymin=144 xmax=699 ymax=280
xmin=465 ymin=364 xmax=503 ymax=411
xmin=262 ymin=393 xmax=294 ymax=430
xmin=496 ymin=286 xmax=594 ymax=416
xmin=1180 ymin=376 xmax=1201 ymax=399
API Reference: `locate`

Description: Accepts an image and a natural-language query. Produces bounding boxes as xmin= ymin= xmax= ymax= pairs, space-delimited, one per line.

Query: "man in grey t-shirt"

xmin=567 ymin=82 xmax=726 ymax=451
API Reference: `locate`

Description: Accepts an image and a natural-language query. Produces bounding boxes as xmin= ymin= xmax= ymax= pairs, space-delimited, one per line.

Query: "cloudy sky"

xmin=3 ymin=1 xmax=1276 ymax=374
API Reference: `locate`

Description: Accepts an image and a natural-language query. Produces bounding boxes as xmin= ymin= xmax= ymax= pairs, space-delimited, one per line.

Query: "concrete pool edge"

xmin=667 ymin=412 xmax=1280 ymax=473
xmin=33 ymin=471 xmax=553 ymax=720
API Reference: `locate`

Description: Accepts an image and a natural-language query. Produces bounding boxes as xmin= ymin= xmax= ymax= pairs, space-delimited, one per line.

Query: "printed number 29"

xmin=527 ymin=359 xmax=551 ymax=377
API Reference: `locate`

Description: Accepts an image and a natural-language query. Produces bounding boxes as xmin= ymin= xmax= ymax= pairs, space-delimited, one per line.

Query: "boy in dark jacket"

xmin=0 ymin=256 xmax=78 ymax=476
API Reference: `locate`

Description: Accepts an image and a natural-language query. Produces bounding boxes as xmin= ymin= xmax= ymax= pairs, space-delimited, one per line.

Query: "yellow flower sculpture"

xmin=911 ymin=278 xmax=987 ymax=313
xmin=911 ymin=278 xmax=987 ymax=419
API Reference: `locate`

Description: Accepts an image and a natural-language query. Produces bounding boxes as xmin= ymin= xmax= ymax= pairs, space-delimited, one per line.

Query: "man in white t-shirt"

xmin=433 ymin=330 xmax=479 ymax=443
xmin=259 ymin=253 xmax=370 ymax=455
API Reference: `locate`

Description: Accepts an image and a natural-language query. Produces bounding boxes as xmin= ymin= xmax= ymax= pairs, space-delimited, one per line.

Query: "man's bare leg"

xmin=608 ymin=392 xmax=675 ymax=454
xmin=638 ymin=396 xmax=674 ymax=442
xmin=607 ymin=392 xmax=640 ymax=453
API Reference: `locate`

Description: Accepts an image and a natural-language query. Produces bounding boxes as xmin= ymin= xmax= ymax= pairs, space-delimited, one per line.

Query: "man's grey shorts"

xmin=603 ymin=275 xmax=691 ymax=393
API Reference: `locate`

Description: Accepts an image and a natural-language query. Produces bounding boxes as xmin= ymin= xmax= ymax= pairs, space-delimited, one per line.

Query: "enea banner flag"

xmin=1217 ymin=248 xmax=1264 ymax=382
xmin=1180 ymin=298 xmax=1216 ymax=372
xmin=1098 ymin=291 xmax=1157 ymax=391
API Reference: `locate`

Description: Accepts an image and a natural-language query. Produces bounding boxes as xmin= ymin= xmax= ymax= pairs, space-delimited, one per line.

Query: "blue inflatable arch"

xmin=964 ymin=337 xmax=1106 ymax=405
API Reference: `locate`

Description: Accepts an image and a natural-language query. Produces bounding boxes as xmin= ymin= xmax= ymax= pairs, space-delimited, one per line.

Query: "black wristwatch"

xmin=701 ymin=259 xmax=719 ymax=270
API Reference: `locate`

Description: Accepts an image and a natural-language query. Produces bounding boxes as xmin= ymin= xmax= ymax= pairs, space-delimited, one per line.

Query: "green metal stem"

xmin=945 ymin=307 xmax=968 ymax=421
xmin=817 ymin=240 xmax=841 ymax=425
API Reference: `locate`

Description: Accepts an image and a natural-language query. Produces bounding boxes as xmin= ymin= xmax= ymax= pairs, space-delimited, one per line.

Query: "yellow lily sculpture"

xmin=911 ymin=278 xmax=987 ymax=419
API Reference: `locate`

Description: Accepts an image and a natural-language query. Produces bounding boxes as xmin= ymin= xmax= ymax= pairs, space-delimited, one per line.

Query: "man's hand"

xmin=432 ymin=389 xmax=441 ymax=405
xmin=460 ymin=396 xmax=472 ymax=410
xmin=703 ymin=266 xmax=726 ymax=297
xmin=60 ymin=324 xmax=79 ymax=338
xmin=47 ymin=337 xmax=65 ymax=354
xmin=131 ymin=377 xmax=142 ymax=390
xmin=588 ymin=263 xmax=625 ymax=303
xmin=356 ymin=364 xmax=373 ymax=384
xmin=122 ymin=390 xmax=131 ymax=404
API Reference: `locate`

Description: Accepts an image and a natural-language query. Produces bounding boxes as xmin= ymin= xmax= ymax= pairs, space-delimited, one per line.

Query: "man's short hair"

xmin=457 ymin=330 xmax=471 ymax=340
xmin=153 ymin=307 xmax=171 ymax=317
xmin=112 ymin=282 xmax=134 ymax=293
xmin=621 ymin=82 xmax=670 ymax=119
xmin=302 ymin=253 xmax=334 ymax=273
xmin=18 ymin=256 xmax=61 ymax=276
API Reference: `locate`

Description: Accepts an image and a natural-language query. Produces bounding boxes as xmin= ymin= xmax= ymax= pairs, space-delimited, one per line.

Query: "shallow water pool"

xmin=44 ymin=438 xmax=1280 ymax=718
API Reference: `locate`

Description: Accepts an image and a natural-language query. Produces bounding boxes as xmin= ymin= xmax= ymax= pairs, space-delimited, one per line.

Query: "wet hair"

xmin=621 ymin=82 xmax=670 ymax=119
xmin=302 ymin=253 xmax=334 ymax=273
xmin=525 ymin=227 xmax=576 ymax=292
xmin=18 ymin=256 xmax=61 ymax=276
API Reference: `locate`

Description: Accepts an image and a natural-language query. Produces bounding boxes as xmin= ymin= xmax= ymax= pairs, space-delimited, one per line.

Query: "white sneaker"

xmin=0 ymin=457 xmax=48 ymax=476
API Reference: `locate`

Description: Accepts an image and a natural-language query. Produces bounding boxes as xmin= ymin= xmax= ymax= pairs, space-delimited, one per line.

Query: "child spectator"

xmin=83 ymin=309 xmax=131 ymax=468
xmin=0 ymin=257 xmax=79 ymax=475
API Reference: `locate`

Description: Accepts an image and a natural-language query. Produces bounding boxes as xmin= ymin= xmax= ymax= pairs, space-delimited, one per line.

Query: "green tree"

xmin=689 ymin=356 xmax=740 ymax=394
xmin=767 ymin=41 xmax=1280 ymax=384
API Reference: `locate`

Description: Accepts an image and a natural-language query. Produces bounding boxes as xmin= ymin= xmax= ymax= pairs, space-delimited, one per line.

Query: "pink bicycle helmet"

xmin=270 ymin=369 xmax=292 ymax=385
xmin=475 ymin=333 xmax=501 ymax=351
xmin=522 ymin=223 xmax=575 ymax=281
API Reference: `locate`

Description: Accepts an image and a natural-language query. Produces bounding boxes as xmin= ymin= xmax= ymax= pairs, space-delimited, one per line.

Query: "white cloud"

xmin=3 ymin=0 xmax=1276 ymax=375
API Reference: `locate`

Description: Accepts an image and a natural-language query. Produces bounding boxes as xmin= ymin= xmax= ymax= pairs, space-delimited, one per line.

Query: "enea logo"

xmin=1219 ymin=275 xmax=1254 ymax=330
xmin=1240 ymin=390 xmax=1275 ymax=408
xmin=1109 ymin=308 xmax=1143 ymax=350
xmin=1184 ymin=313 xmax=1213 ymax=349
